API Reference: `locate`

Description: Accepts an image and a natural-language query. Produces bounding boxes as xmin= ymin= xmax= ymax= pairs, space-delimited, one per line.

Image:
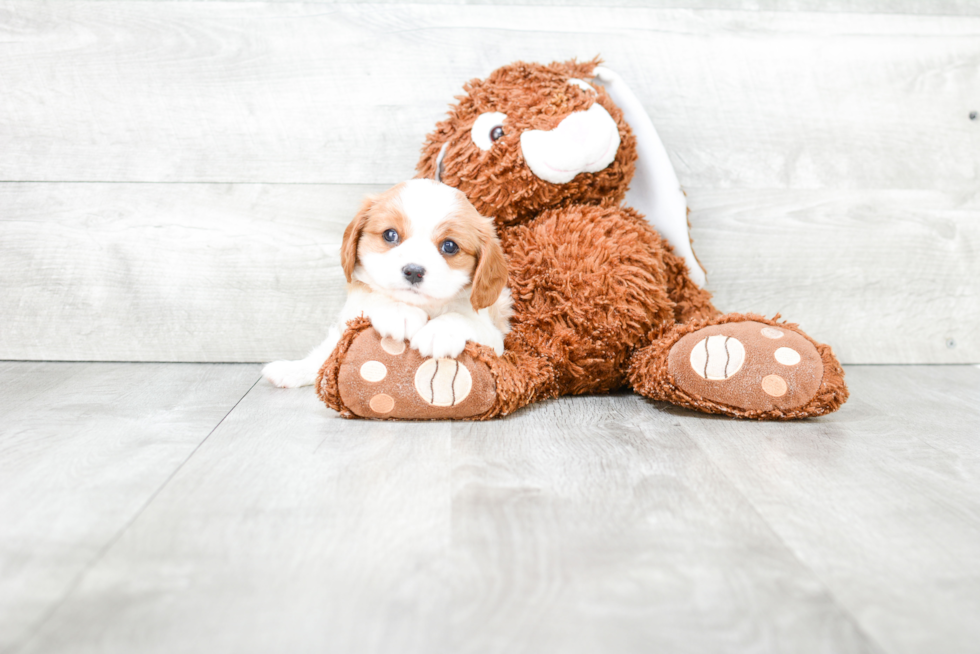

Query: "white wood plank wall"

xmin=1 ymin=2 xmax=977 ymax=363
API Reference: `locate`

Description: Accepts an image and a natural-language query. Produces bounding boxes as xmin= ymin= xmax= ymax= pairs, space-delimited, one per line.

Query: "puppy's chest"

xmin=423 ymin=297 xmax=472 ymax=319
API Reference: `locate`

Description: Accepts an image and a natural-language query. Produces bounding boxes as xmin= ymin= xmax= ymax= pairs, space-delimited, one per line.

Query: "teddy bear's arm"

xmin=593 ymin=66 xmax=707 ymax=289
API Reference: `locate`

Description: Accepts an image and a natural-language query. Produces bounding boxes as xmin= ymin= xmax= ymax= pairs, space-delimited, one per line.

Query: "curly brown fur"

xmin=316 ymin=316 xmax=373 ymax=418
xmin=621 ymin=206 xmax=718 ymax=324
xmin=465 ymin=345 xmax=560 ymax=419
xmin=497 ymin=204 xmax=678 ymax=394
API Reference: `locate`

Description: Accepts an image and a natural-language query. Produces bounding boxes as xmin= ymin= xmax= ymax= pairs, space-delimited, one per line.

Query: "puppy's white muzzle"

xmin=519 ymin=103 xmax=621 ymax=184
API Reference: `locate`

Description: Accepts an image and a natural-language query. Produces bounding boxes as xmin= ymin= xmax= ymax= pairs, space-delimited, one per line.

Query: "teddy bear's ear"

xmin=434 ymin=143 xmax=449 ymax=183
xmin=341 ymin=195 xmax=376 ymax=283
xmin=592 ymin=66 xmax=707 ymax=288
xmin=416 ymin=116 xmax=458 ymax=182
xmin=416 ymin=140 xmax=441 ymax=181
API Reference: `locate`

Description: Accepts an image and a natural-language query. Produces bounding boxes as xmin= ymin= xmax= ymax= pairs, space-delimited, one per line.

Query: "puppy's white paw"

xmin=366 ymin=303 xmax=429 ymax=342
xmin=410 ymin=318 xmax=473 ymax=359
xmin=262 ymin=359 xmax=319 ymax=388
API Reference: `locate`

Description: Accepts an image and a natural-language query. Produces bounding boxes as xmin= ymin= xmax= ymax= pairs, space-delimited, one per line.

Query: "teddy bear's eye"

xmin=382 ymin=229 xmax=399 ymax=244
xmin=471 ymin=111 xmax=508 ymax=151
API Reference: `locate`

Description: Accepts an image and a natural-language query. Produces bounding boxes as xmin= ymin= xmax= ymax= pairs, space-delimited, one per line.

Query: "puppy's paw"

xmin=410 ymin=317 xmax=474 ymax=359
xmin=366 ymin=303 xmax=429 ymax=342
xmin=262 ymin=359 xmax=319 ymax=388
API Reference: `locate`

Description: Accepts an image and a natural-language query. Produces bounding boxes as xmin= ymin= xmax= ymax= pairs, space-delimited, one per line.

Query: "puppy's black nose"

xmin=402 ymin=264 xmax=426 ymax=285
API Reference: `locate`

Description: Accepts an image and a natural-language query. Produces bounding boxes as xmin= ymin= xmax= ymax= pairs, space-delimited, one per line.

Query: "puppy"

xmin=263 ymin=179 xmax=511 ymax=388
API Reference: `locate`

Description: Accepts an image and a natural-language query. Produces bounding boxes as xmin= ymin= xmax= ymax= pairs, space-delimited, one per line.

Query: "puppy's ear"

xmin=341 ymin=196 xmax=375 ymax=283
xmin=470 ymin=232 xmax=508 ymax=311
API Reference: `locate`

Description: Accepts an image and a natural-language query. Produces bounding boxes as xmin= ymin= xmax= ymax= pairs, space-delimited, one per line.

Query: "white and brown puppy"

xmin=263 ymin=179 xmax=511 ymax=388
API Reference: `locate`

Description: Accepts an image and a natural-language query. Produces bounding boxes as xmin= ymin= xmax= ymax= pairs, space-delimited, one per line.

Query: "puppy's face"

xmin=341 ymin=179 xmax=507 ymax=310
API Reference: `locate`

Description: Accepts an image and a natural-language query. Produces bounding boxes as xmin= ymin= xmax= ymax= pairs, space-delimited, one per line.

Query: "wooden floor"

xmin=1 ymin=362 xmax=978 ymax=654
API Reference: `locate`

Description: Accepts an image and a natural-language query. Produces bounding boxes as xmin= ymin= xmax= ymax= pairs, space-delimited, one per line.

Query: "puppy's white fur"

xmin=263 ymin=179 xmax=511 ymax=389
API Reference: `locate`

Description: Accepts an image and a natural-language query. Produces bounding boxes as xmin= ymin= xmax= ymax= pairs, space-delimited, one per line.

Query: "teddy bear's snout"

xmin=519 ymin=103 xmax=621 ymax=185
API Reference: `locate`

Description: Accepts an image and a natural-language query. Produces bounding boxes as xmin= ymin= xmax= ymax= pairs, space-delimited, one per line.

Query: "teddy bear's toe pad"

xmin=337 ymin=328 xmax=496 ymax=420
xmin=668 ymin=321 xmax=823 ymax=412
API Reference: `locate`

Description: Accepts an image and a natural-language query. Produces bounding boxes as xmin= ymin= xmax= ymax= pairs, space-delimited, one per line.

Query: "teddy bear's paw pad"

xmin=668 ymin=321 xmax=823 ymax=412
xmin=414 ymin=358 xmax=473 ymax=406
xmin=337 ymin=328 xmax=495 ymax=420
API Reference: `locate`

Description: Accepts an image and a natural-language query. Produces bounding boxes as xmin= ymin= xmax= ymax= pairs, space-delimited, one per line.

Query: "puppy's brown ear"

xmin=341 ymin=196 xmax=376 ymax=283
xmin=471 ymin=233 xmax=508 ymax=311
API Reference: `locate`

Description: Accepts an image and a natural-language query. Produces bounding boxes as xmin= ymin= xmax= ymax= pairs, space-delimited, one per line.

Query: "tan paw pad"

xmin=774 ymin=347 xmax=801 ymax=366
xmin=369 ymin=394 xmax=395 ymax=413
xmin=359 ymin=360 xmax=387 ymax=382
xmin=414 ymin=358 xmax=472 ymax=407
xmin=689 ymin=335 xmax=745 ymax=380
xmin=380 ymin=337 xmax=406 ymax=355
xmin=761 ymin=374 xmax=788 ymax=397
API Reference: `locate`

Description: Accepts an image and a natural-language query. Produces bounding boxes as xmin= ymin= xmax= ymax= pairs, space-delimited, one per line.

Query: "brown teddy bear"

xmin=317 ymin=58 xmax=848 ymax=420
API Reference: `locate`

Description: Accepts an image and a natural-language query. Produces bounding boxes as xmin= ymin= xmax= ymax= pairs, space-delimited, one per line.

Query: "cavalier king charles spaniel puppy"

xmin=263 ymin=179 xmax=511 ymax=388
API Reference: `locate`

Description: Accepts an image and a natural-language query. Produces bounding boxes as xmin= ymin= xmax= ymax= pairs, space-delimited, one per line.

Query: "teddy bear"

xmin=316 ymin=58 xmax=848 ymax=421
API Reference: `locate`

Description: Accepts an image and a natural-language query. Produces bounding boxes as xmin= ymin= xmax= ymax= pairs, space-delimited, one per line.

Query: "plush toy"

xmin=316 ymin=58 xmax=848 ymax=420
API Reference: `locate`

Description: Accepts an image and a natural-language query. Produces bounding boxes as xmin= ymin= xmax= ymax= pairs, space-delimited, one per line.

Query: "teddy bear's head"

xmin=416 ymin=58 xmax=638 ymax=226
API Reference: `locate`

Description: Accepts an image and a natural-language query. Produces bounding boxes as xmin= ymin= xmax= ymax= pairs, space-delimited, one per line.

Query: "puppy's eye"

xmin=471 ymin=111 xmax=508 ymax=151
xmin=382 ymin=229 xmax=399 ymax=244
xmin=440 ymin=240 xmax=459 ymax=255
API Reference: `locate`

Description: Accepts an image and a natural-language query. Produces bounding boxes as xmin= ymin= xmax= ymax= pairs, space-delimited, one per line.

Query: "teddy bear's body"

xmin=495 ymin=204 xmax=712 ymax=398
xmin=317 ymin=59 xmax=847 ymax=421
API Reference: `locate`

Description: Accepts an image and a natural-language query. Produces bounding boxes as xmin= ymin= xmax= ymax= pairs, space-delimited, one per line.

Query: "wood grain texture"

xmin=1 ymin=3 xmax=978 ymax=189
xmin=446 ymin=397 xmax=879 ymax=654
xmin=0 ymin=361 xmax=259 ymax=654
xmin=675 ymin=364 xmax=980 ymax=654
xmin=0 ymin=182 xmax=382 ymax=362
xmin=16 ymin=384 xmax=879 ymax=654
xmin=35 ymin=0 xmax=980 ymax=16
xmin=689 ymin=188 xmax=980 ymax=364
xmin=16 ymin=380 xmax=457 ymax=654
xmin=6 ymin=363 xmax=980 ymax=653
xmin=2 ymin=182 xmax=976 ymax=363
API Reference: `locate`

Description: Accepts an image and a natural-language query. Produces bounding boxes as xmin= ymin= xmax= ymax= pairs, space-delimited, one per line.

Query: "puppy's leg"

xmin=411 ymin=312 xmax=504 ymax=359
xmin=263 ymin=327 xmax=340 ymax=388
xmin=264 ymin=286 xmax=372 ymax=389
xmin=362 ymin=301 xmax=429 ymax=343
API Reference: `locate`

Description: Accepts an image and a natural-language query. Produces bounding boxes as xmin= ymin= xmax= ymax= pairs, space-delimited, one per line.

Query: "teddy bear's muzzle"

xmin=519 ymin=103 xmax=621 ymax=184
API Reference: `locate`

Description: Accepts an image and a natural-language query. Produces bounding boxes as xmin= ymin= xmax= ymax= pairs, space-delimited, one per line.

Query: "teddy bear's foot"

xmin=630 ymin=314 xmax=848 ymax=420
xmin=317 ymin=320 xmax=497 ymax=420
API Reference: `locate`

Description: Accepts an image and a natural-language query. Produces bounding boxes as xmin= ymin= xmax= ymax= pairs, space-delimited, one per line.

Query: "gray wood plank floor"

xmin=1 ymin=363 xmax=978 ymax=654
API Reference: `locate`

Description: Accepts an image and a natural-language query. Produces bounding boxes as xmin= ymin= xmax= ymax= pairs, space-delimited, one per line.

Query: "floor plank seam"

xmin=669 ymin=419 xmax=891 ymax=654
xmin=7 ymin=375 xmax=262 ymax=654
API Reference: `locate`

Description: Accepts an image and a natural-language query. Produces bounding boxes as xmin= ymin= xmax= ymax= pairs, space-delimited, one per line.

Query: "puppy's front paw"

xmin=262 ymin=359 xmax=319 ymax=388
xmin=366 ymin=303 xmax=429 ymax=342
xmin=410 ymin=318 xmax=473 ymax=359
